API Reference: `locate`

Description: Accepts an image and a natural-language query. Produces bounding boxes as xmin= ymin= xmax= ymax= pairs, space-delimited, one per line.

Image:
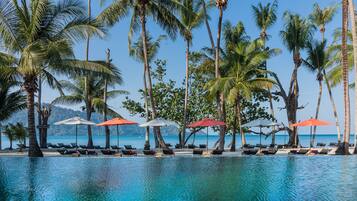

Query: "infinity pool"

xmin=0 ymin=156 xmax=356 ymax=201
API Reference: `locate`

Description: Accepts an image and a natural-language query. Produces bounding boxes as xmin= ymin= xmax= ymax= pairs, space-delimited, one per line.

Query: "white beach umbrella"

xmin=242 ymin=119 xmax=280 ymax=149
xmin=139 ymin=118 xmax=179 ymax=128
xmin=54 ymin=117 xmax=96 ymax=148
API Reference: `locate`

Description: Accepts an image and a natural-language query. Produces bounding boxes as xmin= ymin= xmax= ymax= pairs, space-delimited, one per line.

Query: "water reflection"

xmin=0 ymin=156 xmax=357 ymax=200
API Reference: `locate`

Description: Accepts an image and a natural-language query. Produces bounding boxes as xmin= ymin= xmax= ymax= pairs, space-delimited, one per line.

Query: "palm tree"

xmin=99 ymin=0 xmax=186 ymax=148
xmin=214 ymin=0 xmax=228 ymax=150
xmin=303 ymin=40 xmax=328 ymax=147
xmin=130 ymin=34 xmax=166 ymax=148
xmin=0 ymin=0 xmax=108 ymax=156
xmin=309 ymin=3 xmax=341 ymax=144
xmin=54 ymin=75 xmax=126 ymax=146
xmin=179 ymin=0 xmax=205 ymax=147
xmin=348 ymin=0 xmax=357 ymax=153
xmin=280 ymin=12 xmax=314 ymax=146
xmin=199 ymin=0 xmax=215 ymax=49
xmin=207 ymin=39 xmax=279 ymax=150
xmin=252 ymin=0 xmax=278 ymax=145
xmin=3 ymin=123 xmax=27 ymax=150
xmin=337 ymin=0 xmax=351 ymax=155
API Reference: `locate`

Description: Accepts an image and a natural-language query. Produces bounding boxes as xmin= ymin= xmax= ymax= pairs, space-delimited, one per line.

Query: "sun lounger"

xmin=316 ymin=143 xmax=326 ymax=147
xmin=57 ymin=143 xmax=65 ymax=148
xmin=289 ymin=150 xmax=298 ymax=154
xmin=309 ymin=149 xmax=319 ymax=155
xmin=319 ymin=148 xmax=331 ymax=155
xmin=124 ymin=145 xmax=136 ymax=150
xmin=193 ymin=149 xmax=203 ymax=155
xmin=87 ymin=150 xmax=98 ymax=155
xmin=175 ymin=144 xmax=182 ymax=149
xmin=256 ymin=144 xmax=267 ymax=148
xmin=349 ymin=143 xmax=355 ymax=147
xmin=94 ymin=145 xmax=104 ymax=149
xmin=187 ymin=144 xmax=196 ymax=149
xmin=47 ymin=143 xmax=60 ymax=148
xmin=243 ymin=144 xmax=254 ymax=149
xmin=122 ymin=149 xmax=137 ymax=155
xmin=297 ymin=149 xmax=309 ymax=155
xmin=57 ymin=149 xmax=78 ymax=155
xmin=111 ymin=145 xmax=120 ymax=150
xmin=79 ymin=145 xmax=87 ymax=149
xmin=211 ymin=149 xmax=223 ymax=155
xmin=143 ymin=150 xmax=156 ymax=155
xmin=165 ymin=143 xmax=172 ymax=148
xmin=163 ymin=149 xmax=174 ymax=155
xmin=261 ymin=149 xmax=277 ymax=155
xmin=243 ymin=149 xmax=258 ymax=155
xmin=70 ymin=143 xmax=77 ymax=148
xmin=199 ymin=144 xmax=207 ymax=149
xmin=329 ymin=142 xmax=338 ymax=147
xmin=78 ymin=149 xmax=87 ymax=155
xmin=101 ymin=149 xmax=116 ymax=155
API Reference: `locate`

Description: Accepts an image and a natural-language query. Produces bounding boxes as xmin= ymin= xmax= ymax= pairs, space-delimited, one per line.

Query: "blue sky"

xmin=42 ymin=0 xmax=353 ymax=134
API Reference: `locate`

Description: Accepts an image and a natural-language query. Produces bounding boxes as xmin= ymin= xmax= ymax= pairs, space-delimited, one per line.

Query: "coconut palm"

xmin=252 ymin=1 xmax=278 ymax=145
xmin=0 ymin=0 xmax=110 ymax=156
xmin=54 ymin=77 xmax=127 ymax=122
xmin=337 ymin=0 xmax=351 ymax=154
xmin=178 ymin=0 xmax=205 ymax=147
xmin=207 ymin=39 xmax=279 ymax=150
xmin=280 ymin=12 xmax=314 ymax=146
xmin=199 ymin=0 xmax=215 ymax=48
xmin=99 ymin=0 xmax=185 ymax=148
xmin=309 ymin=3 xmax=341 ymax=144
xmin=214 ymin=0 xmax=228 ymax=150
xmin=130 ymin=33 xmax=166 ymax=148
xmin=303 ymin=40 xmax=328 ymax=146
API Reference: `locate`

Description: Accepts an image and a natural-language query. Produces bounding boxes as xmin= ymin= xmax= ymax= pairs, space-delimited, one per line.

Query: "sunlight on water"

xmin=0 ymin=156 xmax=357 ymax=201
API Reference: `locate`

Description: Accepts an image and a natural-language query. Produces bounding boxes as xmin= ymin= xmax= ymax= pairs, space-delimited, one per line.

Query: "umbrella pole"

xmin=206 ymin=127 xmax=209 ymax=153
xmin=310 ymin=126 xmax=312 ymax=148
xmin=260 ymin=127 xmax=262 ymax=150
xmin=76 ymin=125 xmax=78 ymax=150
xmin=117 ymin=125 xmax=119 ymax=150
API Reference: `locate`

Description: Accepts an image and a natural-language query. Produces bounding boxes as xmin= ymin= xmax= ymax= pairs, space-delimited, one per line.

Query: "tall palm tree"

xmin=179 ymin=0 xmax=205 ymax=147
xmin=303 ymin=40 xmax=328 ymax=147
xmin=214 ymin=0 xmax=228 ymax=150
xmin=99 ymin=0 xmax=186 ymax=148
xmin=0 ymin=0 xmax=107 ymax=157
xmin=348 ymin=0 xmax=357 ymax=153
xmin=200 ymin=0 xmax=215 ymax=49
xmin=309 ymin=3 xmax=341 ymax=144
xmin=130 ymin=33 xmax=166 ymax=148
xmin=337 ymin=0 xmax=351 ymax=155
xmin=280 ymin=12 xmax=314 ymax=146
xmin=252 ymin=0 xmax=278 ymax=145
xmin=54 ymin=77 xmax=127 ymax=123
xmin=207 ymin=39 xmax=279 ymax=150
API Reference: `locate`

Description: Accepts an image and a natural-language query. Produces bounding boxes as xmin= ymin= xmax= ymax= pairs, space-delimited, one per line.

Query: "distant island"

xmin=4 ymin=105 xmax=178 ymax=136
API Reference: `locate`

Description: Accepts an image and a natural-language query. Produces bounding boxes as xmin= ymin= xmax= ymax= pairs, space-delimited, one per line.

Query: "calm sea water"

xmin=0 ymin=156 xmax=357 ymax=201
xmin=0 ymin=133 xmax=354 ymax=149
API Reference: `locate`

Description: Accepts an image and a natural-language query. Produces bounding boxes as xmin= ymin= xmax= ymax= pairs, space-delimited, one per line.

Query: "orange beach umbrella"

xmin=97 ymin=118 xmax=137 ymax=148
xmin=290 ymin=118 xmax=332 ymax=147
xmin=291 ymin=118 xmax=332 ymax=127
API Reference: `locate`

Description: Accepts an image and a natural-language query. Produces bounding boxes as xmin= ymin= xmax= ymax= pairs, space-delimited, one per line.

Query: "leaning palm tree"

xmin=129 ymin=33 xmax=166 ymax=148
xmin=309 ymin=3 xmax=341 ymax=144
xmin=214 ymin=0 xmax=228 ymax=150
xmin=0 ymin=0 xmax=109 ymax=156
xmin=280 ymin=12 xmax=314 ymax=146
xmin=99 ymin=0 xmax=186 ymax=148
xmin=303 ymin=40 xmax=328 ymax=147
xmin=252 ymin=0 xmax=278 ymax=145
xmin=207 ymin=39 xmax=279 ymax=151
xmin=179 ymin=0 xmax=205 ymax=147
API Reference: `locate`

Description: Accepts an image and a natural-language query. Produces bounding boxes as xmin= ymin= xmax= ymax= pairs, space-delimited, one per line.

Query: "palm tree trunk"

xmin=312 ymin=79 xmax=323 ymax=146
xmin=182 ymin=39 xmax=190 ymax=147
xmin=201 ymin=0 xmax=215 ymax=49
xmin=104 ymin=49 xmax=110 ymax=149
xmin=25 ymin=79 xmax=43 ymax=157
xmin=140 ymin=5 xmax=166 ymax=149
xmin=236 ymin=96 xmax=246 ymax=146
xmin=37 ymin=75 xmax=43 ymax=148
xmin=85 ymin=0 xmax=93 ymax=148
xmin=216 ymin=7 xmax=225 ymax=150
xmin=348 ymin=0 xmax=357 ymax=153
xmin=230 ymin=101 xmax=237 ymax=152
xmin=337 ymin=0 xmax=351 ymax=155
xmin=143 ymin=63 xmax=151 ymax=150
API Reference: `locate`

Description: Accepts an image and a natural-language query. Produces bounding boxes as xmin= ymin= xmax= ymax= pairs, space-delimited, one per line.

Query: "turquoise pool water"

xmin=0 ymin=156 xmax=357 ymax=201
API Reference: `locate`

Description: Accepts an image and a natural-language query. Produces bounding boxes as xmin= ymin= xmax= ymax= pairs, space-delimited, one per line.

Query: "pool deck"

xmin=0 ymin=147 xmax=354 ymax=157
